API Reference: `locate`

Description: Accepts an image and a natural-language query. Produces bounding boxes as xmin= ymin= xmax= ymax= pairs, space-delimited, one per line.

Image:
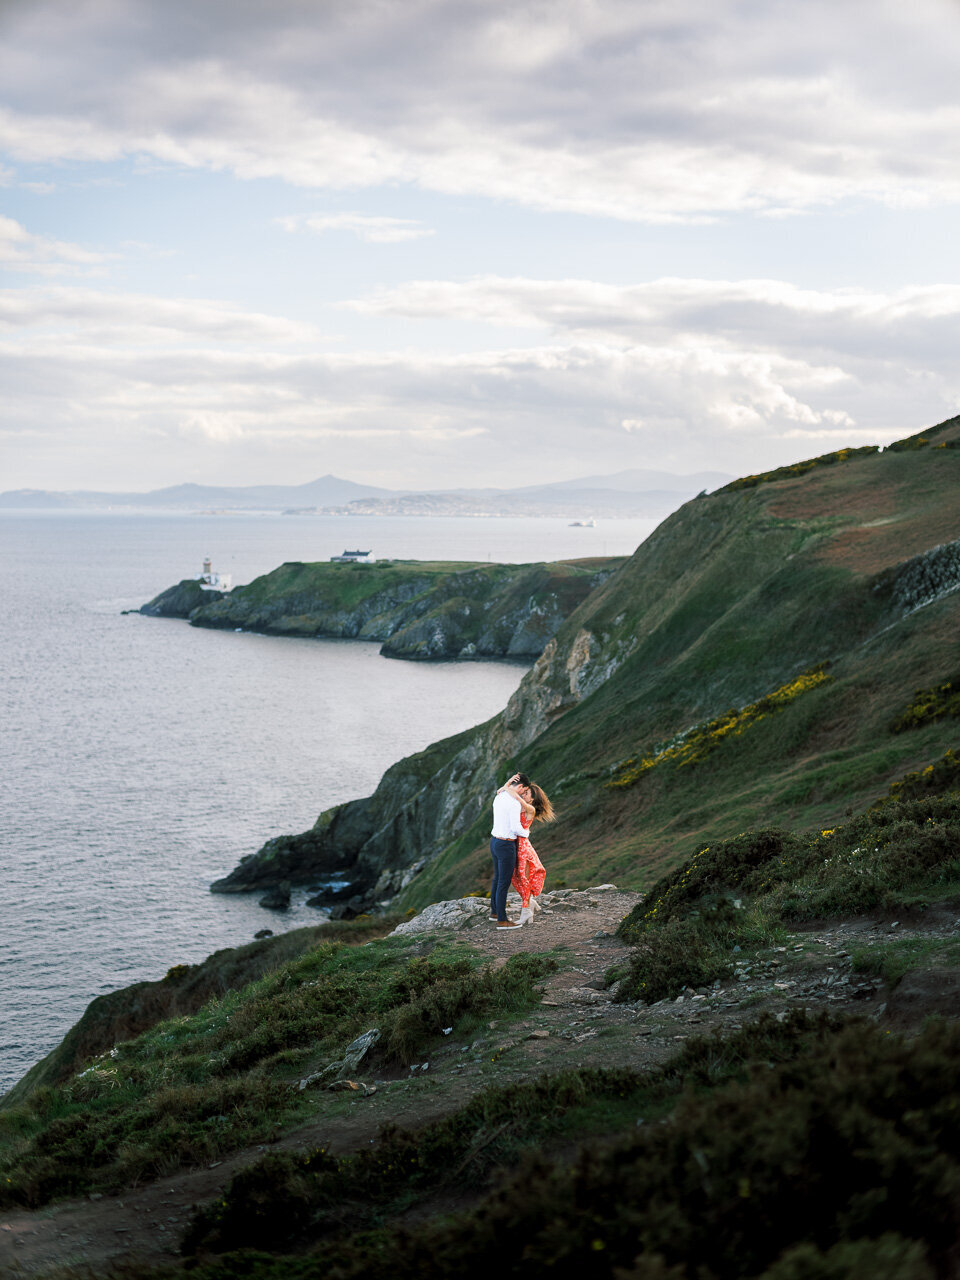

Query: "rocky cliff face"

xmin=139 ymin=579 xmax=223 ymax=617
xmin=140 ymin=558 xmax=622 ymax=661
xmin=210 ymin=554 xmax=640 ymax=901
xmin=211 ymin=421 xmax=960 ymax=912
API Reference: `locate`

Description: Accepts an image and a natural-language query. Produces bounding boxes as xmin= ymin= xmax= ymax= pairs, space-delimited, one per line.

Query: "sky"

xmin=2 ymin=0 xmax=960 ymax=492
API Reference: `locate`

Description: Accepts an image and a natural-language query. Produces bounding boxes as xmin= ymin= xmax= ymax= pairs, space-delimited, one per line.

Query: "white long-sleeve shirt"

xmin=491 ymin=790 xmax=524 ymax=840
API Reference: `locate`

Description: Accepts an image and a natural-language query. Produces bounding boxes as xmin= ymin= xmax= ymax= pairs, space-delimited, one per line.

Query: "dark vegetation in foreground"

xmin=614 ymin=749 xmax=960 ymax=1003
xmin=0 ymin=941 xmax=554 ymax=1208
xmin=21 ymin=751 xmax=960 ymax=1280
xmin=53 ymin=1014 xmax=960 ymax=1280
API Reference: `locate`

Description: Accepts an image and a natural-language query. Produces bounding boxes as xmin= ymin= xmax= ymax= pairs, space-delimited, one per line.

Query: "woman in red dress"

xmin=512 ymin=781 xmax=555 ymax=925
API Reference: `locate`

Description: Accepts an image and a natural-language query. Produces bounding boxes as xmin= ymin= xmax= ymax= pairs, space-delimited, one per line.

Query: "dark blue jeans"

xmin=490 ymin=837 xmax=518 ymax=921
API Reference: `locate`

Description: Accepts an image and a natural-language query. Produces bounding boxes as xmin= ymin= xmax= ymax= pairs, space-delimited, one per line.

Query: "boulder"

xmin=390 ymin=897 xmax=491 ymax=936
xmin=297 ymin=1028 xmax=381 ymax=1089
xmin=258 ymin=881 xmax=291 ymax=911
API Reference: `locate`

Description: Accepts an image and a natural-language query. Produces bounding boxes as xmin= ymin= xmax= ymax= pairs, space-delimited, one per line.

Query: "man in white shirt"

xmin=490 ymin=772 xmax=529 ymax=929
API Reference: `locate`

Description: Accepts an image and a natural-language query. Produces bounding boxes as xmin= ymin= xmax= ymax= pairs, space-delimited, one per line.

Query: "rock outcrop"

xmin=140 ymin=558 xmax=623 ymax=661
xmin=211 ymin=421 xmax=960 ymax=912
xmin=139 ymin=578 xmax=223 ymax=618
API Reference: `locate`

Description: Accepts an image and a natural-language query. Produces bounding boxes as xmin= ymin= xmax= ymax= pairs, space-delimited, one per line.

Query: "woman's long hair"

xmin=528 ymin=782 xmax=555 ymax=823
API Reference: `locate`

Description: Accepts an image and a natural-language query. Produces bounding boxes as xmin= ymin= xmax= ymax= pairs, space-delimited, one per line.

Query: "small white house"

xmin=330 ymin=549 xmax=376 ymax=564
xmin=196 ymin=556 xmax=233 ymax=591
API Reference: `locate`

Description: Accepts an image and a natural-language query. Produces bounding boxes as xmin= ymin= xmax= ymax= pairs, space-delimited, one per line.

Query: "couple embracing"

xmin=489 ymin=771 xmax=555 ymax=930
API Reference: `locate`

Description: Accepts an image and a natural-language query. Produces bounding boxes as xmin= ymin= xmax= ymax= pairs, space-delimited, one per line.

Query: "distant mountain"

xmin=0 ymin=475 xmax=392 ymax=511
xmin=331 ymin=469 xmax=734 ymax=518
xmin=516 ymin=468 xmax=732 ymax=494
xmin=0 ymin=468 xmax=732 ymax=514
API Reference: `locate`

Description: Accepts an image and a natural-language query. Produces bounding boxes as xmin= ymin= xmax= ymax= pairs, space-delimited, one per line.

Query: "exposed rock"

xmin=297 ymin=1028 xmax=381 ymax=1089
xmin=258 ymin=881 xmax=292 ymax=910
xmin=884 ymin=537 xmax=960 ymax=613
xmin=883 ymin=967 xmax=960 ymax=1027
xmin=327 ymin=894 xmax=374 ymax=921
xmin=253 ymin=929 xmax=274 ymax=939
xmin=144 ymin=558 xmax=622 ymax=661
xmin=390 ymin=897 xmax=491 ymax=936
xmin=139 ymin=579 xmax=222 ymax=618
xmin=389 ymin=885 xmax=623 ymax=937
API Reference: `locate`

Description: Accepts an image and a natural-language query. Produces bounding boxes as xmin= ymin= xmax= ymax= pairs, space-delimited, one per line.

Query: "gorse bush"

xmin=877 ymin=747 xmax=960 ymax=806
xmin=0 ymin=941 xmax=555 ymax=1208
xmin=607 ymin=668 xmax=831 ymax=790
xmin=890 ymin=676 xmax=960 ymax=732
xmin=617 ymin=829 xmax=803 ymax=943
xmin=613 ymin=902 xmax=742 ymax=1003
xmin=618 ymin=794 xmax=960 ymax=950
xmin=713 ymin=445 xmax=879 ymax=493
xmin=614 ymin=784 xmax=960 ymax=1003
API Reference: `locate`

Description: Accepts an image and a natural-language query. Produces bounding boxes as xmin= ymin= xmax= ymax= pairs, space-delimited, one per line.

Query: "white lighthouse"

xmin=196 ymin=556 xmax=232 ymax=592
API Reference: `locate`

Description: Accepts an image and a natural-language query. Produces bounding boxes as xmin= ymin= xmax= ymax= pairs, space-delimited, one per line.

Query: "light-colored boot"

xmin=530 ymin=896 xmax=542 ymax=912
xmin=518 ymin=906 xmax=534 ymax=925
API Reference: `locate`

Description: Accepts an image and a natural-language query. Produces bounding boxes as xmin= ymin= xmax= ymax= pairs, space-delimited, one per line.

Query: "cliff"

xmin=139 ymin=578 xmax=223 ymax=617
xmin=0 ymin=919 xmax=395 ymax=1112
xmin=140 ymin=557 xmax=623 ymax=660
xmin=212 ymin=415 xmax=960 ymax=911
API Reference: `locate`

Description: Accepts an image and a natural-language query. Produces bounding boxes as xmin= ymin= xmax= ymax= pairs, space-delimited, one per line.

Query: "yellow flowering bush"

xmin=607 ymin=666 xmax=832 ymax=789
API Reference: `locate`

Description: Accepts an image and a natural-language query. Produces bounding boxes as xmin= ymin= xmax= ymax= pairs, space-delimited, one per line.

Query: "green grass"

xmin=613 ymin=789 xmax=960 ymax=1003
xmin=850 ymin=936 xmax=960 ymax=987
xmin=182 ymin=1012 xmax=847 ymax=1261
xmin=0 ymin=938 xmax=555 ymax=1208
xmin=63 ymin=1013 xmax=960 ymax=1280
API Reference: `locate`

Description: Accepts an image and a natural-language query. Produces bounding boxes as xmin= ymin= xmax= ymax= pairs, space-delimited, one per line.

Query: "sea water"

xmin=0 ymin=511 xmax=657 ymax=1093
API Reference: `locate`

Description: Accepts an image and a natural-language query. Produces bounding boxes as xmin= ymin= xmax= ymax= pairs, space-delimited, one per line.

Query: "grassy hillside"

xmin=5 ymin=419 xmax=960 ymax=1279
xmin=164 ymin=556 xmax=625 ymax=660
xmin=399 ymin=416 xmax=960 ymax=907
xmin=4 ymin=752 xmax=960 ymax=1277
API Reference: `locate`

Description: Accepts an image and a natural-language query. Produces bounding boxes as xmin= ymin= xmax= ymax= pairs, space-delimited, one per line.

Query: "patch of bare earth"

xmin=3 ymin=887 xmax=960 ymax=1277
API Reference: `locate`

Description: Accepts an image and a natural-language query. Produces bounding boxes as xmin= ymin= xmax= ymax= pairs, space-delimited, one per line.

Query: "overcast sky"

xmin=2 ymin=0 xmax=960 ymax=491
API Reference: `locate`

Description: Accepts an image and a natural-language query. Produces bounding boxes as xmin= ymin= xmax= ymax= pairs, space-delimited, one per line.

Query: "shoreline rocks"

xmin=139 ymin=558 xmax=623 ymax=662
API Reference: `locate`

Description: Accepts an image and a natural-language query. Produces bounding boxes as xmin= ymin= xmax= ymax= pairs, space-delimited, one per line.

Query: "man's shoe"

xmin=497 ymin=920 xmax=522 ymax=929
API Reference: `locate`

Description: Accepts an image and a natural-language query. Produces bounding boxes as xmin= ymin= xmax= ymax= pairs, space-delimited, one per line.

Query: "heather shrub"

xmin=617 ymin=829 xmax=804 ymax=943
xmin=296 ymin=1018 xmax=960 ymax=1280
xmin=0 ymin=943 xmax=554 ymax=1208
xmin=614 ymin=902 xmax=741 ymax=1003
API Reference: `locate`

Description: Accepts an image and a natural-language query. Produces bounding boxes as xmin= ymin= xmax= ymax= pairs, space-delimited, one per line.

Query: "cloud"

xmin=350 ymin=274 xmax=960 ymax=366
xmin=1 ymin=0 xmax=959 ymax=220
xmin=0 ymin=214 xmax=107 ymax=274
xmin=0 ymin=285 xmax=326 ymax=344
xmin=279 ymin=213 xmax=434 ymax=243
xmin=2 ymin=265 xmax=959 ymax=488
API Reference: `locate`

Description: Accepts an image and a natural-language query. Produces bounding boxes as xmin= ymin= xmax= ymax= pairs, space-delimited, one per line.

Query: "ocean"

xmin=0 ymin=511 xmax=657 ymax=1095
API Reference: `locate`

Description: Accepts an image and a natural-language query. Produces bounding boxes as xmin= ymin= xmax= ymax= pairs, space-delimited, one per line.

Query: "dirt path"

xmin=2 ymin=886 xmax=956 ymax=1277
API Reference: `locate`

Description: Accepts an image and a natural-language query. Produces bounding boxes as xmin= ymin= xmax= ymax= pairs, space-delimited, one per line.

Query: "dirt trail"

xmin=2 ymin=886 xmax=956 ymax=1277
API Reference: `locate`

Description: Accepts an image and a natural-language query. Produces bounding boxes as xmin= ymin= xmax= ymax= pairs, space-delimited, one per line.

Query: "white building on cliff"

xmin=330 ymin=549 xmax=376 ymax=564
xmin=196 ymin=556 xmax=232 ymax=591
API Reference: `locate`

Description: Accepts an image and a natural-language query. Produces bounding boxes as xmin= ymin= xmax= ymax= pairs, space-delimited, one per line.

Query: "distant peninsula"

xmin=139 ymin=556 xmax=626 ymax=661
xmin=1 ymin=466 xmax=731 ymax=518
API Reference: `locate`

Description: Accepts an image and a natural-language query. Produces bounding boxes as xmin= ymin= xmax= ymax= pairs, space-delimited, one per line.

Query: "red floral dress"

xmin=512 ymin=812 xmax=546 ymax=907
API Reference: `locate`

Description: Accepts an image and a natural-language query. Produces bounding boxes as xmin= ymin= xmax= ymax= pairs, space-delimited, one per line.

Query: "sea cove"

xmin=0 ymin=512 xmax=658 ymax=1095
